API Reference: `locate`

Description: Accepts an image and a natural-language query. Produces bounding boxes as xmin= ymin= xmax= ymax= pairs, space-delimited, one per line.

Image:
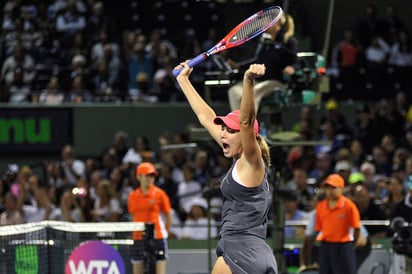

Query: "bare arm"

xmin=300 ymin=235 xmax=316 ymax=268
xmin=238 ymin=64 xmax=266 ymax=187
xmin=34 ymin=187 xmax=51 ymax=220
xmin=353 ymin=227 xmax=360 ymax=246
xmin=165 ymin=212 xmax=172 ymax=235
xmin=175 ymin=62 xmax=222 ymax=146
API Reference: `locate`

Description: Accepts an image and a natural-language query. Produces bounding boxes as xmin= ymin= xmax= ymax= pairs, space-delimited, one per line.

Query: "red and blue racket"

xmin=173 ymin=6 xmax=283 ymax=76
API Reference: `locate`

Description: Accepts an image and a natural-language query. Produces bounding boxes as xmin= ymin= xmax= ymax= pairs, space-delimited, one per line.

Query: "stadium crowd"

xmin=1 ymin=0 xmax=412 ymax=249
xmin=0 ymin=1 xmax=412 ymax=103
xmin=1 ymin=96 xmax=412 ymax=240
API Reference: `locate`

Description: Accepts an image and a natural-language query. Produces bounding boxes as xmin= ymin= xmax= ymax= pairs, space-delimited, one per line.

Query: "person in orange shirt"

xmin=128 ymin=162 xmax=172 ymax=274
xmin=315 ymin=173 xmax=361 ymax=274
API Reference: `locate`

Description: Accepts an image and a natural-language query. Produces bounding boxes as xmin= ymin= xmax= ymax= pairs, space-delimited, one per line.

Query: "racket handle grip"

xmin=173 ymin=53 xmax=208 ymax=77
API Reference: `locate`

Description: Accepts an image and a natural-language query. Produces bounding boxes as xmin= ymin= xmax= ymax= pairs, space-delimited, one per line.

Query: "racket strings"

xmin=230 ymin=8 xmax=281 ymax=43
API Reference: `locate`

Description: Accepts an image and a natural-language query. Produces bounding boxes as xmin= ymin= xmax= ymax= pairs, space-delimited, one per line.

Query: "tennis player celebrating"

xmin=176 ymin=62 xmax=277 ymax=273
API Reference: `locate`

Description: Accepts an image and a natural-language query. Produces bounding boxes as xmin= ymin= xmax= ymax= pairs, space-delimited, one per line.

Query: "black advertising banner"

xmin=0 ymin=108 xmax=73 ymax=154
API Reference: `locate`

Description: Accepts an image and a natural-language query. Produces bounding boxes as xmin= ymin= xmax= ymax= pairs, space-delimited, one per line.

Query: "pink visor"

xmin=213 ymin=110 xmax=259 ymax=135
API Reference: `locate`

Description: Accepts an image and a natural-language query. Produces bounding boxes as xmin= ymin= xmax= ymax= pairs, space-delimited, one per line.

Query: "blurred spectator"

xmin=85 ymin=2 xmax=116 ymax=47
xmin=285 ymin=168 xmax=315 ymax=212
xmin=365 ymin=36 xmax=390 ymax=66
xmin=102 ymin=43 xmax=122 ymax=86
xmin=84 ymin=158 xmax=99 ymax=182
xmin=157 ymin=162 xmax=179 ymax=211
xmin=182 ymin=197 xmax=218 ymax=239
xmin=121 ymin=31 xmax=137 ymax=62
xmin=127 ymin=40 xmax=154 ymax=101
xmin=62 ymin=32 xmax=88 ymax=67
xmin=308 ymin=152 xmax=333 ymax=187
xmin=144 ymin=28 xmax=162 ymax=58
xmin=38 ymin=76 xmax=64 ymax=104
xmin=381 ymin=134 xmax=398 ymax=165
xmin=388 ymin=175 xmax=412 ymax=236
xmin=359 ymin=161 xmax=377 ymax=194
xmin=45 ymin=161 xmax=67 ymax=199
xmin=351 ymin=183 xmax=388 ymax=238
xmin=60 ymin=53 xmax=89 ymax=89
xmin=383 ymin=175 xmax=405 ymax=218
xmin=88 ymin=169 xmax=104 ymax=201
xmin=91 ymin=44 xmax=122 ymax=100
xmin=109 ymin=167 xmax=132 ymax=219
xmin=0 ymin=178 xmax=6 ymax=213
xmin=90 ymin=60 xmax=117 ymax=102
xmin=50 ymin=186 xmax=85 ymax=222
xmin=64 ymin=75 xmax=94 ymax=103
xmin=46 ymin=0 xmax=68 ymax=24
xmin=191 ymin=149 xmax=210 ymax=187
xmin=60 ymin=144 xmax=86 ymax=185
xmin=375 ymin=99 xmax=406 ymax=140
xmin=373 ymin=174 xmax=389 ymax=201
xmin=160 ymin=150 xmax=184 ymax=184
xmin=349 ymin=140 xmax=367 ymax=169
xmin=334 ymin=160 xmax=352 ymax=186
xmin=282 ymin=190 xmax=308 ymax=240
xmin=55 ymin=0 xmax=86 ymax=46
xmin=356 ymin=4 xmax=380 ymax=48
xmin=380 ymin=4 xmax=406 ymax=45
xmin=291 ymin=105 xmax=317 ymax=139
xmin=351 ymin=104 xmax=380 ymax=154
xmin=370 ymin=145 xmax=392 ymax=176
xmin=1 ymin=44 xmax=35 ymax=88
xmin=2 ymin=14 xmax=40 ymax=57
xmin=152 ymin=55 xmax=180 ymax=102
xmin=122 ymin=135 xmax=154 ymax=171
xmin=391 ymin=147 xmax=410 ymax=179
xmin=404 ymin=156 xmax=412 ymax=190
xmin=388 ymin=31 xmax=412 ymax=68
xmin=177 ymin=163 xmax=202 ymax=221
xmin=331 ymin=28 xmax=363 ymax=82
xmin=104 ymin=130 xmax=130 ymax=166
xmin=335 ymin=147 xmax=351 ymax=163
xmin=90 ymin=29 xmax=120 ymax=66
xmin=17 ymin=174 xmax=52 ymax=223
xmin=91 ymin=179 xmax=121 ymax=222
xmin=345 ymin=172 xmax=366 ymax=198
xmin=0 ymin=192 xmax=23 ymax=225
xmin=3 ymin=66 xmax=31 ymax=103
xmin=319 ymin=99 xmax=351 ymax=137
xmin=2 ymin=163 xmax=19 ymax=198
xmin=315 ymin=119 xmax=347 ymax=158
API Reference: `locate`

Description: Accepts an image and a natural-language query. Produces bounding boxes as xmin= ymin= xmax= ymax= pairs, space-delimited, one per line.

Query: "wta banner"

xmin=0 ymin=108 xmax=73 ymax=154
xmin=66 ymin=241 xmax=125 ymax=274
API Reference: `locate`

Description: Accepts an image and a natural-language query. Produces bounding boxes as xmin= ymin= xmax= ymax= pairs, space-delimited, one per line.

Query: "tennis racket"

xmin=173 ymin=5 xmax=283 ymax=76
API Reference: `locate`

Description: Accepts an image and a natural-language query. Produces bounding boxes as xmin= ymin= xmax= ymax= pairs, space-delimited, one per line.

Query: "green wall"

xmin=0 ymin=101 xmax=361 ymax=171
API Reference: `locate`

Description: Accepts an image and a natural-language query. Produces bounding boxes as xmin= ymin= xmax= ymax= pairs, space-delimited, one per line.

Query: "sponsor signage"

xmin=0 ymin=108 xmax=72 ymax=153
xmin=65 ymin=240 xmax=125 ymax=274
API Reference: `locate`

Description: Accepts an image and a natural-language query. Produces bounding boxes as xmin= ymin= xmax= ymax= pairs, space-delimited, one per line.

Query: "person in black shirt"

xmin=226 ymin=13 xmax=298 ymax=111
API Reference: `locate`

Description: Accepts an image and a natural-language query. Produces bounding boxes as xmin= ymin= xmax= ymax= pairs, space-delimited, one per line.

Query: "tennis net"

xmin=0 ymin=221 xmax=152 ymax=274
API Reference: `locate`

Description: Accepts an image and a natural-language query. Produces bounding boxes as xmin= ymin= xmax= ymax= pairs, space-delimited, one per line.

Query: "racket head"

xmin=223 ymin=6 xmax=283 ymax=49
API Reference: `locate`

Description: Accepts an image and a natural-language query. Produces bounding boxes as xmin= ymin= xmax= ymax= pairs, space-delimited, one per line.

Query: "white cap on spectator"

xmin=188 ymin=197 xmax=208 ymax=211
xmin=72 ymin=54 xmax=86 ymax=66
xmin=335 ymin=160 xmax=350 ymax=172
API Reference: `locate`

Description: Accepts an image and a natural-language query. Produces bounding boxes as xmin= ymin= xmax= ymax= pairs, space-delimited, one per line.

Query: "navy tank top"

xmin=219 ymin=160 xmax=272 ymax=239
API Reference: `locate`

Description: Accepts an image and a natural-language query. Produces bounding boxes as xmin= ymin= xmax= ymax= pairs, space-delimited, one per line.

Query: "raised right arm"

xmin=175 ymin=62 xmax=222 ymax=146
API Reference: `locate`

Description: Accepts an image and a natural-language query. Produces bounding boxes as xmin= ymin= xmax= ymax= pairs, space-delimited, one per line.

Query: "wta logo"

xmin=65 ymin=240 xmax=125 ymax=274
